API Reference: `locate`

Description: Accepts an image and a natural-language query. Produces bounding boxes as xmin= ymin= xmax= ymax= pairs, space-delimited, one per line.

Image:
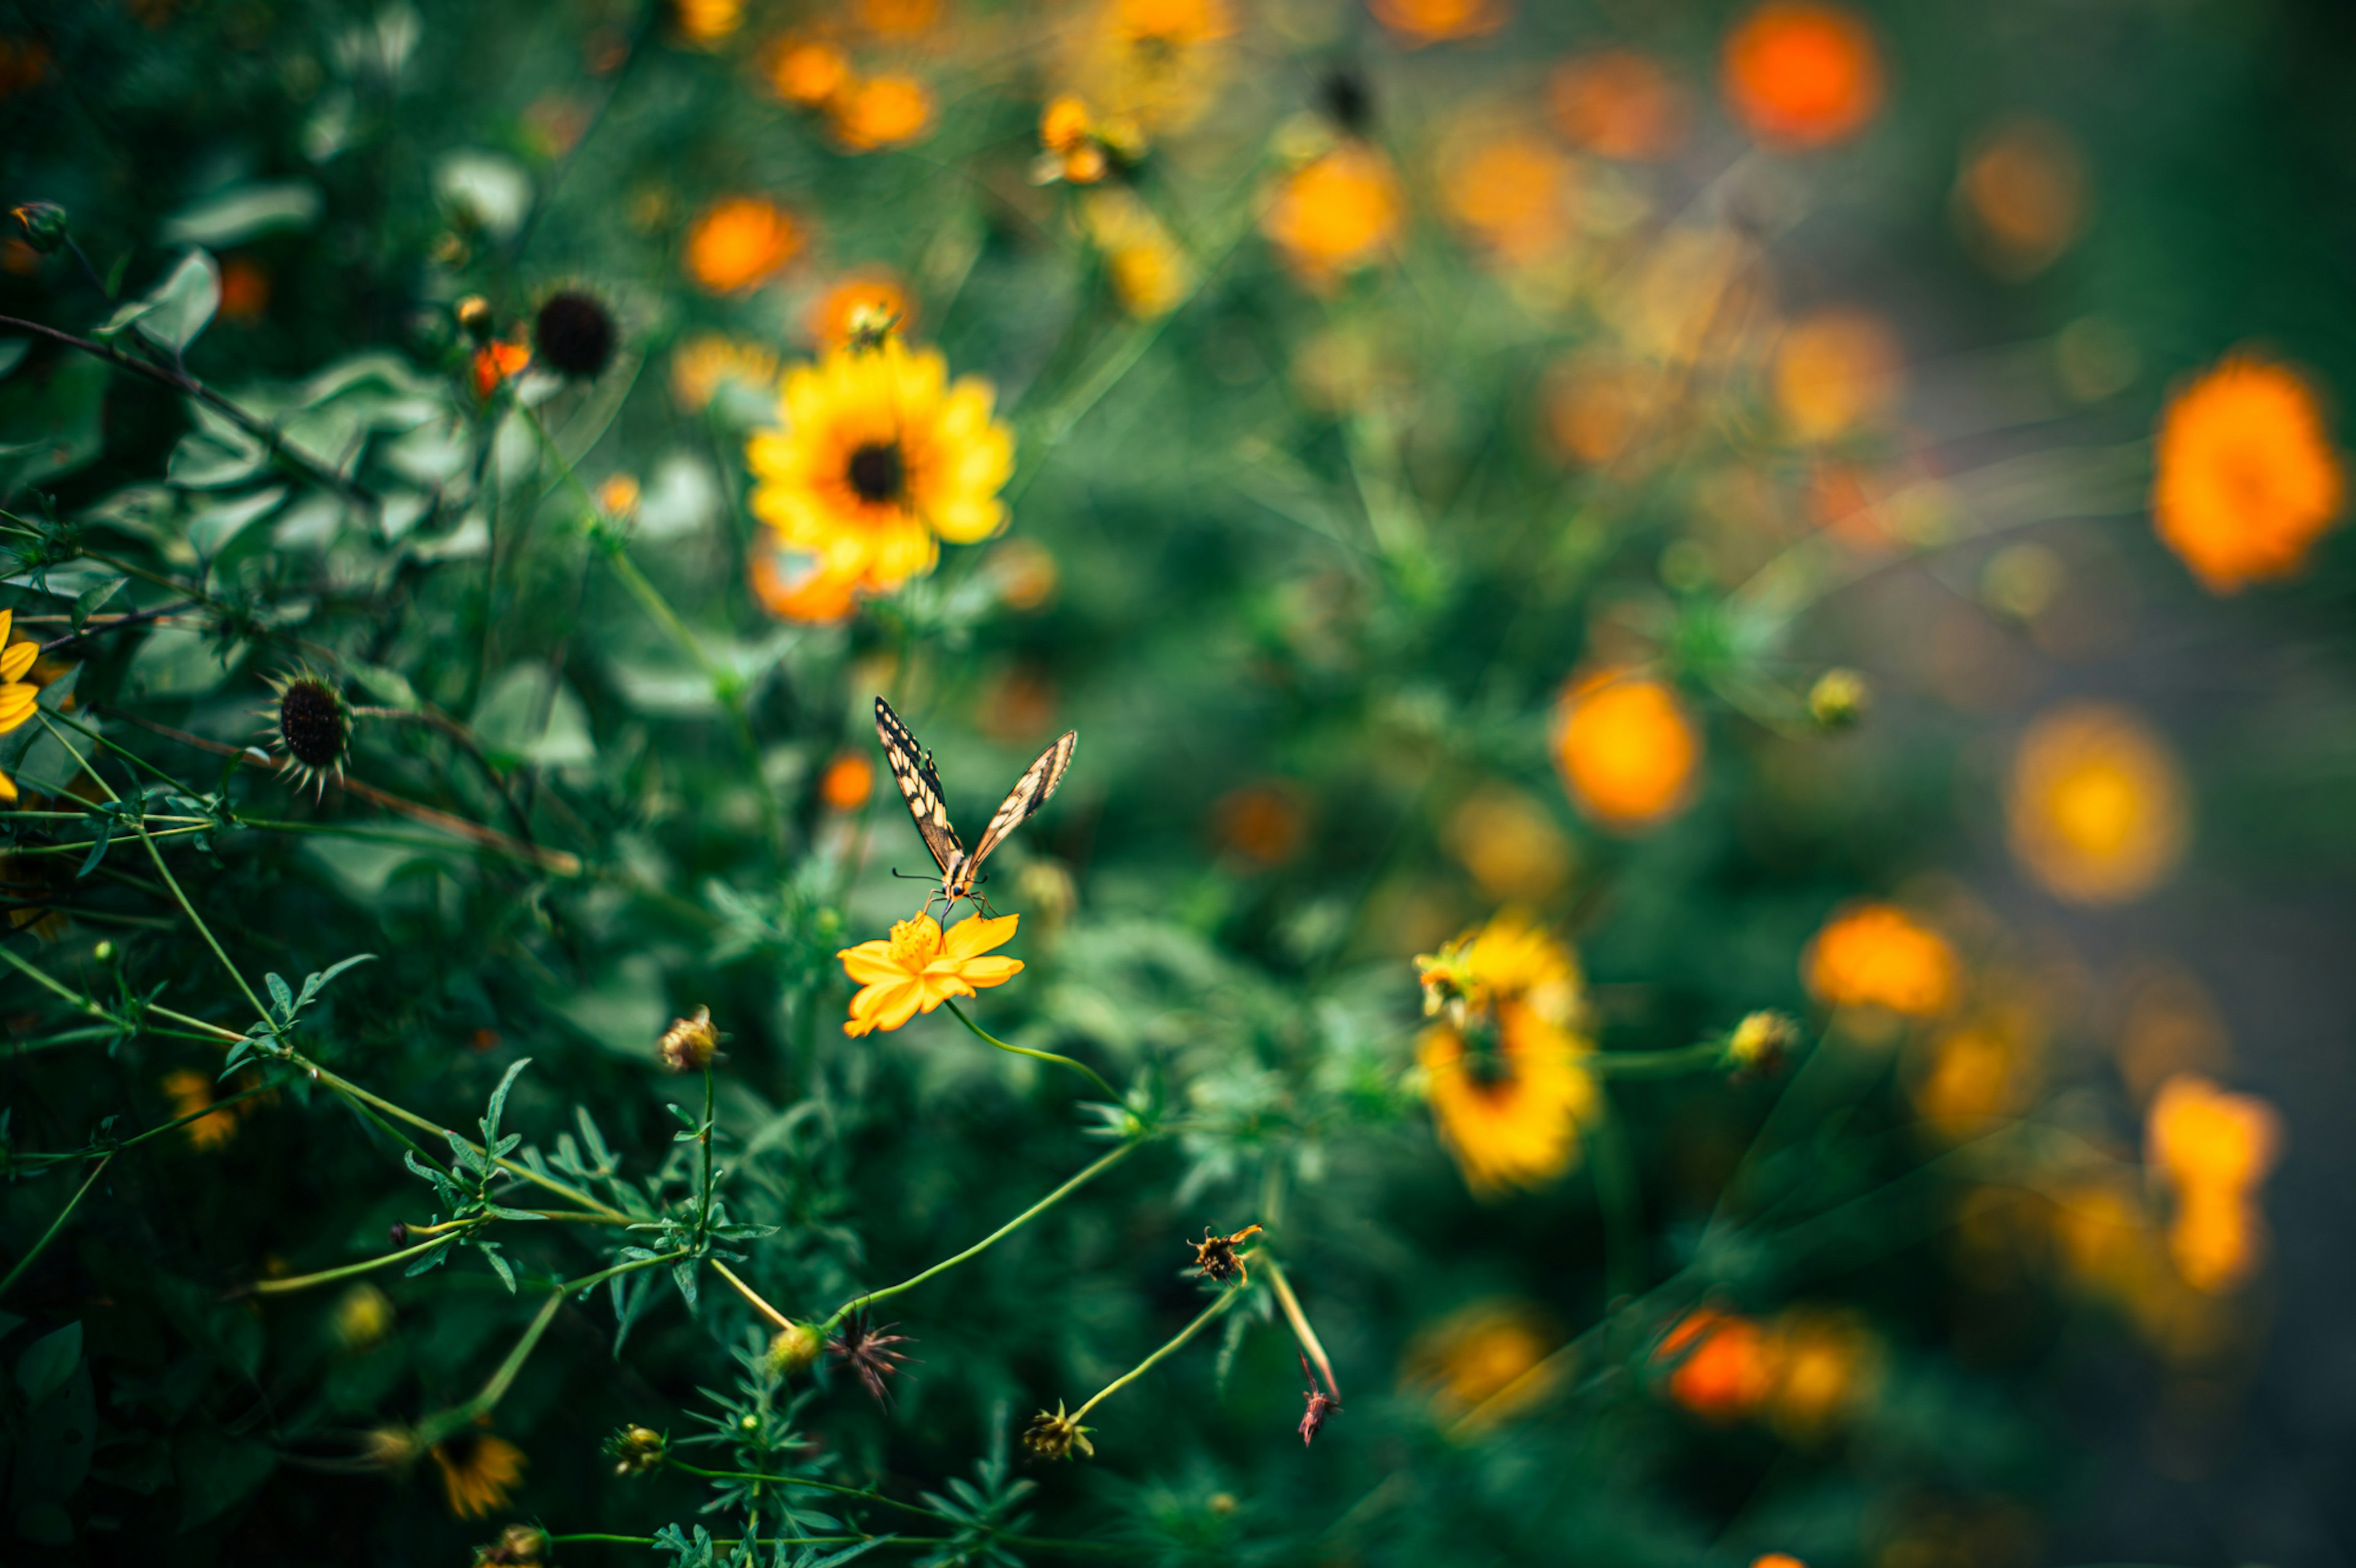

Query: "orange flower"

xmin=1552 ymin=670 xmax=1702 ymax=831
xmin=2151 ymin=354 xmax=2345 ymax=593
xmin=829 ymin=74 xmax=936 ymax=151
xmin=1764 ymin=1308 xmax=1878 ymax=1435
xmin=1368 ymin=0 xmax=1507 ymax=46
xmin=1656 ymin=1309 xmax=1773 ymax=1420
xmin=1772 ymin=309 xmax=1903 ymax=442
xmin=1955 ymin=115 xmax=2090 ymax=279
xmin=809 ymin=272 xmax=914 ymax=349
xmin=769 ymin=37 xmax=852 ymax=106
xmin=685 ymin=196 xmax=804 ymax=293
xmin=1721 ymin=3 xmax=1884 ymax=151
xmin=1442 ymin=131 xmax=1575 ymax=264
xmin=1548 ymin=50 xmax=1690 ymax=161
xmin=471 ymin=338 xmax=531 ymax=399
xmin=671 ymin=333 xmax=782 ymax=417
xmin=1401 ymin=1300 xmax=1565 ymax=1426
xmin=1542 ymin=353 xmax=1666 ymax=469
xmin=818 ymin=751 xmax=875 ymax=811
xmin=2147 ymin=1073 xmax=2282 ymax=1293
xmin=838 ymin=910 xmax=1025 ymax=1036
xmin=856 ymin=0 xmax=941 ymax=37
xmin=1444 ymin=787 xmax=1573 ymax=902
xmin=1803 ymin=902 xmax=1958 ymax=1016
xmin=1264 ymin=144 xmax=1402 ymax=290
xmin=2008 ymin=703 xmax=2189 ymax=905
xmin=671 ymin=0 xmax=746 ymax=46
xmin=749 ymin=537 xmax=863 ymax=624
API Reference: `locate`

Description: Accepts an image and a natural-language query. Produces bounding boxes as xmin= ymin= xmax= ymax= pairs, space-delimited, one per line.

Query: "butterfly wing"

xmin=874 ymin=697 xmax=965 ymax=879
xmin=969 ymin=729 xmax=1078 ymax=870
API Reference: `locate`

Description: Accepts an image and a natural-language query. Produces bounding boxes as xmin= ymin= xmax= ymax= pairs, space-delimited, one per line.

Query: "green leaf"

xmin=480 ymin=1242 xmax=517 ymax=1294
xmin=97 ymin=250 xmax=221 ymax=353
xmin=265 ymin=973 xmax=294 ymax=1017
xmin=14 ymin=1320 xmax=80 ymax=1404
xmin=0 ymin=352 xmax=107 ymax=490
xmin=75 ymin=818 xmax=112 ymax=879
xmin=482 ymin=1056 xmax=531 ymax=1145
xmin=161 ymin=182 xmax=323 ymax=248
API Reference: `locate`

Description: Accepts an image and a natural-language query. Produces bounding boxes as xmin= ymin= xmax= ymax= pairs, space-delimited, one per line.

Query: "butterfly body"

xmin=874 ymin=696 xmax=1077 ymax=915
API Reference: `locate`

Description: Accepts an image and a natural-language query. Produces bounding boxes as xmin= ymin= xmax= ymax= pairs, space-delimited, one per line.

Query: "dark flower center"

xmin=1459 ymin=1017 xmax=1514 ymax=1090
xmin=533 ymin=290 xmax=617 ymax=379
xmin=847 ymin=440 xmax=906 ymax=504
xmin=278 ymin=679 xmax=347 ymax=769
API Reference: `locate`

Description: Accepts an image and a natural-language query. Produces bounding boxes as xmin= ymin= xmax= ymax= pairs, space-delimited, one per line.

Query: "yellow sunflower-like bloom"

xmin=0 ymin=610 xmax=44 ymax=802
xmin=431 ymin=1430 xmax=526 ymax=1518
xmin=745 ymin=339 xmax=1015 ymax=610
xmin=1420 ymin=1000 xmax=1597 ymax=1194
xmin=839 ymin=910 xmax=1025 ymax=1037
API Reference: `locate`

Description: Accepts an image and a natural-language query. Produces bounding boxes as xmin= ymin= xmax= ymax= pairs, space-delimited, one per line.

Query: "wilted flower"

xmin=826 ymin=1308 xmax=913 ymax=1405
xmin=837 ymin=910 xmax=1024 ymax=1037
xmin=431 ymin=1429 xmax=526 ymax=1518
xmin=658 ymin=1006 xmax=720 ymax=1072
xmin=1186 ymin=1224 xmax=1263 ymax=1286
xmin=2151 ymin=353 xmax=2344 ymax=593
xmin=1296 ymin=1354 xmax=1342 ymax=1445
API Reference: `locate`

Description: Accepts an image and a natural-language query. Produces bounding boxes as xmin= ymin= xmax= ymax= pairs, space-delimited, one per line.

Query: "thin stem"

xmin=941 ymin=999 xmax=1117 ymax=1100
xmin=9 ymin=1083 xmax=273 ymax=1167
xmin=1262 ymin=1254 xmax=1339 ymax=1401
xmin=1589 ymin=1095 xmax=1644 ymax=1301
xmin=1070 ymin=1284 xmax=1246 ymax=1424
xmin=663 ymin=1461 xmax=958 ymax=1524
xmin=0 ymin=1154 xmax=111 ymax=1301
xmin=0 ymin=942 xmax=122 ymax=1026
xmin=711 ymin=1259 xmax=793 ymax=1331
xmin=245 ymin=1227 xmax=475 ymax=1296
xmin=1588 ymin=1042 xmax=1727 ymax=1080
xmin=698 ymin=1063 xmax=715 ymax=1229
xmin=820 ymin=1140 xmax=1136 ymax=1334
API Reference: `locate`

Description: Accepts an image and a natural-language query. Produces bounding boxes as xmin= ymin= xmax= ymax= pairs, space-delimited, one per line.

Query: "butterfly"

xmin=873 ymin=696 xmax=1077 ymax=915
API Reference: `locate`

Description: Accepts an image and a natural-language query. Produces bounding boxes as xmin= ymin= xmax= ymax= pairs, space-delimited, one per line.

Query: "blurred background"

xmin=3 ymin=0 xmax=2355 ymax=1564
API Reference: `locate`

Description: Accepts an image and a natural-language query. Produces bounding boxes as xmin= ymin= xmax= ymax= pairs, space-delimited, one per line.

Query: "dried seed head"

xmin=826 ymin=1308 xmax=913 ymax=1406
xmin=1187 ymin=1224 xmax=1263 ymax=1288
xmin=1022 ymin=1402 xmax=1094 ymax=1461
xmin=1297 ymin=1353 xmax=1341 ymax=1445
xmin=263 ymin=669 xmax=353 ymax=796
xmin=658 ymin=1006 xmax=718 ymax=1072
xmin=534 ymin=289 xmax=618 ymax=379
xmin=606 ymin=1424 xmax=667 ymax=1475
xmin=766 ymin=1320 xmax=824 ymax=1377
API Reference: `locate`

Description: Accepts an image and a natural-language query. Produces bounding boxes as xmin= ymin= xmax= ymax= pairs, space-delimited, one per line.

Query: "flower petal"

xmin=955 ymin=956 xmax=1025 ymax=989
xmin=839 ymin=940 xmax=905 ymax=985
xmin=941 ymin=911 xmax=1019 ymax=961
xmin=0 ymin=641 xmax=29 ymax=683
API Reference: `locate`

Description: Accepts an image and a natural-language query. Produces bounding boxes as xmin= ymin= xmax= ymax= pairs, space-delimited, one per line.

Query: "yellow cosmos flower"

xmin=2007 ymin=703 xmax=2189 ymax=905
xmin=0 ymin=609 xmax=44 ymax=802
xmin=431 ymin=1430 xmax=526 ymax=1518
xmin=1401 ymin=1299 xmax=1565 ymax=1428
xmin=1414 ymin=912 xmax=1593 ymax=1194
xmin=839 ymin=910 xmax=1025 ymax=1037
xmin=746 ymin=338 xmax=1015 ymax=604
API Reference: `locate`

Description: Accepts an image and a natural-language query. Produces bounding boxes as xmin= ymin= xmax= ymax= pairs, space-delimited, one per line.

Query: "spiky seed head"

xmin=262 ymin=668 xmax=352 ymax=796
xmin=606 ymin=1425 xmax=667 ymax=1475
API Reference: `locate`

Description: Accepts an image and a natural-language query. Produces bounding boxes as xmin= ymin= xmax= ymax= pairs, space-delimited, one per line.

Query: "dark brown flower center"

xmin=847 ymin=440 xmax=906 ymax=504
xmin=278 ymin=679 xmax=347 ymax=769
xmin=1459 ymin=1017 xmax=1514 ymax=1091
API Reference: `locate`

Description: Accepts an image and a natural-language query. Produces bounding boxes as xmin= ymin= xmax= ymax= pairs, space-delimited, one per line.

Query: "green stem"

xmin=711 ymin=1258 xmax=792 ymax=1331
xmin=1589 ymin=1095 xmax=1644 ymax=1300
xmin=1070 ymin=1284 xmax=1245 ymax=1424
xmin=0 ymin=1154 xmax=111 ymax=1301
xmin=1588 ymin=1042 xmax=1727 ymax=1080
xmin=698 ymin=1062 xmax=715 ymax=1231
xmin=663 ymin=1461 xmax=961 ymax=1524
xmin=246 ymin=1227 xmax=475 ymax=1296
xmin=820 ymin=1140 xmax=1136 ymax=1335
xmin=1262 ymin=1254 xmax=1339 ymax=1400
xmin=9 ymin=1083 xmax=274 ymax=1167
xmin=0 ymin=942 xmax=121 ymax=1026
xmin=941 ymin=999 xmax=1117 ymax=1100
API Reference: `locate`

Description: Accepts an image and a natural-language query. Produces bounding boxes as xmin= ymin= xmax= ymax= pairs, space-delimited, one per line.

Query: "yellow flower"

xmin=431 ymin=1430 xmax=526 ymax=1518
xmin=1802 ymin=902 xmax=1958 ymax=1017
xmin=1772 ymin=308 xmax=1904 ymax=442
xmin=1419 ymin=1001 xmax=1595 ymax=1194
xmin=839 ymin=910 xmax=1025 ymax=1036
xmin=1441 ymin=130 xmax=1576 ymax=266
xmin=0 ymin=608 xmax=42 ymax=801
xmin=1071 ymin=0 xmax=1235 ymax=136
xmin=670 ymin=0 xmax=745 ymax=46
xmin=1414 ymin=909 xmax=1582 ymax=1029
xmin=2147 ymin=1072 xmax=2281 ymax=1293
xmin=1401 ymin=1299 xmax=1565 ymax=1427
xmin=1264 ymin=143 xmax=1402 ymax=291
xmin=2007 ymin=703 xmax=2189 ymax=905
xmin=684 ymin=196 xmax=804 ymax=294
xmin=1763 ymin=1307 xmax=1879 ymax=1437
xmin=745 ymin=337 xmax=1015 ymax=602
xmin=2152 ymin=353 xmax=2345 ymax=593
xmin=162 ymin=1067 xmax=241 ymax=1151
xmin=808 ymin=272 xmax=913 ymax=350
xmin=1552 ymin=669 xmax=1703 ymax=831
xmin=768 ymin=37 xmax=852 ymax=107
xmin=1077 ymin=188 xmax=1192 ymax=318
xmin=333 ymin=1283 xmax=396 ymax=1350
xmin=670 ymin=332 xmax=782 ymax=415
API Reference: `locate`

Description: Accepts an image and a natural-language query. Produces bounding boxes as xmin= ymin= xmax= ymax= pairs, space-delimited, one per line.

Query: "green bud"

xmin=766 ymin=1320 xmax=823 ymax=1377
xmin=1808 ymin=668 xmax=1871 ymax=731
xmin=9 ymin=202 xmax=66 ymax=256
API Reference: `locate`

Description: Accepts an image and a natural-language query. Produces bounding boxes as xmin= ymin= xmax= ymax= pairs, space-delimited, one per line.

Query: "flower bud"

xmin=766 ymin=1320 xmax=824 ymax=1377
xmin=1807 ymin=669 xmax=1870 ymax=731
xmin=1725 ymin=1010 xmax=1799 ymax=1078
xmin=388 ymin=1221 xmax=410 ymax=1247
xmin=9 ymin=202 xmax=67 ymax=256
xmin=659 ymin=1005 xmax=719 ymax=1072
xmin=476 ymin=1523 xmax=550 ymax=1566
xmin=1022 ymin=1402 xmax=1095 ymax=1461
xmin=455 ymin=295 xmax=495 ymax=344
xmin=607 ymin=1424 xmax=667 ymax=1475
